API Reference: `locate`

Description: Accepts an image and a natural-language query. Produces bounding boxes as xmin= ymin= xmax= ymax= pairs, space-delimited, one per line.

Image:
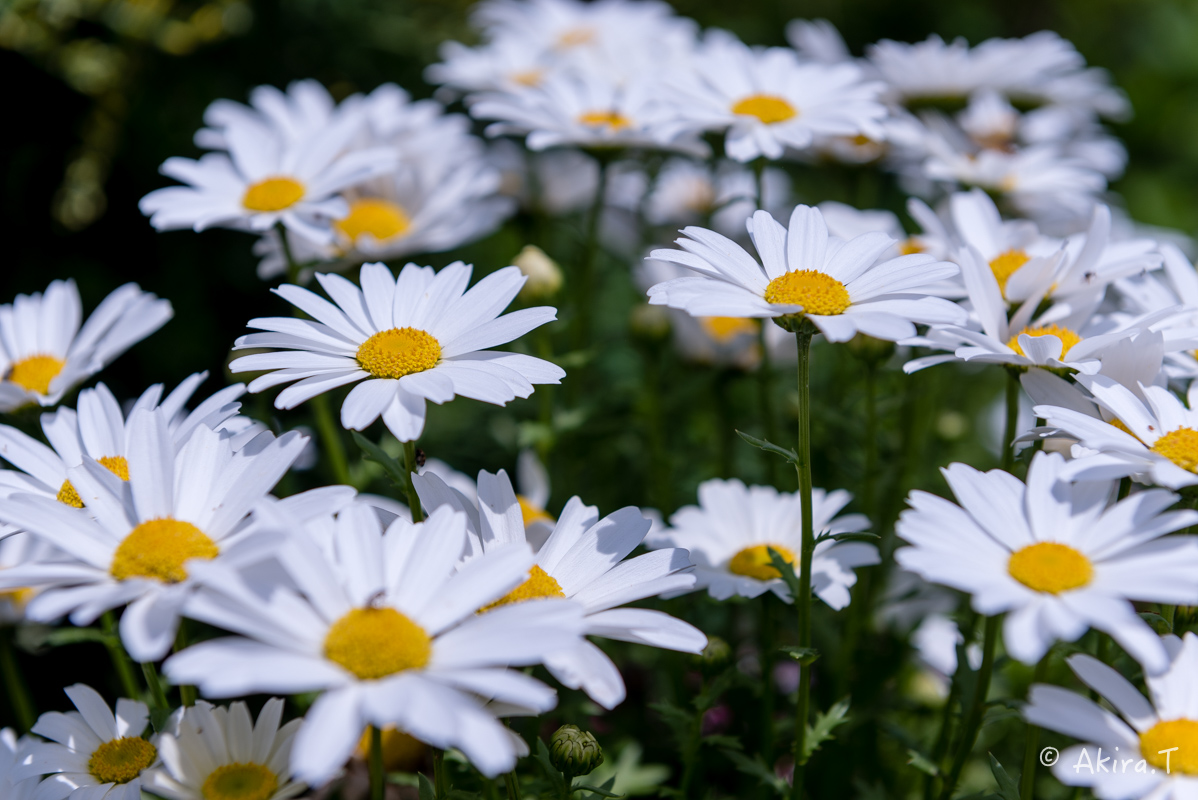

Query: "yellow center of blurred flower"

xmin=731 ymin=95 xmax=797 ymax=124
xmin=899 ymin=238 xmax=925 ymax=255
xmin=699 ymin=316 xmax=760 ymax=343
xmin=324 ymin=607 xmax=431 ymax=680
xmin=334 ymin=199 xmax=411 ymax=244
xmin=557 ymin=27 xmax=595 ymax=48
xmin=356 ymin=727 xmax=426 ymax=771
xmin=110 ymin=518 xmax=219 ymax=583
xmin=517 ymin=496 xmax=555 ymax=526
xmin=1140 ymin=719 xmax=1198 ymax=774
xmin=56 ymin=481 xmax=84 ymax=508
xmin=201 ymin=762 xmax=279 ymax=800
xmin=480 ymin=565 xmax=564 ymax=612
xmin=1151 ymin=427 xmax=1198 ymax=473
xmin=1006 ymin=325 xmax=1082 ymax=359
xmin=57 ymin=455 xmax=130 ymax=508
xmin=0 ymin=587 xmax=34 ymax=610
xmin=88 ymin=737 xmax=157 ymax=785
xmin=356 ymin=328 xmax=441 ymax=379
xmin=989 ymin=249 xmax=1030 ymax=295
xmin=242 ymin=177 xmax=305 ymax=212
xmin=764 ymin=270 xmax=851 ymax=316
xmin=1007 ymin=542 xmax=1092 ymax=594
xmin=511 ymin=69 xmax=545 ymax=87
xmin=728 ymin=544 xmax=796 ymax=581
xmin=577 ymin=110 xmax=632 ymax=131
xmin=7 ymin=354 xmax=65 ymax=395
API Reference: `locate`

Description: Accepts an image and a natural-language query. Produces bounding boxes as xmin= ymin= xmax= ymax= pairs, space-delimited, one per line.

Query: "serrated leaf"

xmin=650 ymin=700 xmax=694 ymax=742
xmin=780 ymin=646 xmax=821 ymax=666
xmin=702 ymin=734 xmax=742 ymax=750
xmin=418 ymin=773 xmax=436 ymax=800
xmin=802 ymin=697 xmax=851 ymax=764
xmin=535 ymin=738 xmax=566 ymax=795
xmin=906 ymin=749 xmax=939 ymax=777
xmin=722 ymin=749 xmax=787 ymax=796
xmin=735 ymin=430 xmax=800 ymax=464
xmin=571 ymin=784 xmax=623 ymax=798
xmin=988 ymin=754 xmax=1020 ymax=800
xmin=352 ymin=432 xmax=410 ymax=489
xmin=767 ymin=548 xmax=803 ymax=600
xmin=814 ymin=531 xmax=881 ymax=545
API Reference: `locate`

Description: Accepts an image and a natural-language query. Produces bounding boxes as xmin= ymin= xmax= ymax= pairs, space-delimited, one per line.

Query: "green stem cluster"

xmin=937 ymin=614 xmax=999 ymax=800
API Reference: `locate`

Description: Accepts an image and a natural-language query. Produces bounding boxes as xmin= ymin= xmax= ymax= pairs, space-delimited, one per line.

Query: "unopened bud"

xmin=629 ymin=304 xmax=671 ymax=341
xmin=514 ymin=245 xmax=563 ymax=300
xmin=549 ymin=724 xmax=603 ymax=777
xmin=693 ymin=635 xmax=730 ymax=669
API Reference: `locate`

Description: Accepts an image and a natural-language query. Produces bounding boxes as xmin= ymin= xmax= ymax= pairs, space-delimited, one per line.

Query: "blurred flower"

xmin=0 ymin=727 xmax=36 ymax=800
xmin=645 ymin=159 xmax=791 ymax=239
xmin=514 ymin=245 xmax=564 ymax=300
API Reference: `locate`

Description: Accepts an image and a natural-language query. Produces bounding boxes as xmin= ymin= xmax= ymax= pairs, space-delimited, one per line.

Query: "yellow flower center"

xmin=699 ymin=316 xmax=760 ymax=343
xmin=242 ymin=177 xmax=305 ymax=212
xmin=57 ymin=480 xmax=84 ymax=508
xmin=1006 ymin=324 xmax=1082 ymax=359
xmin=731 ymin=94 xmax=797 ymax=124
xmin=334 ymin=199 xmax=411 ymax=245
xmin=201 ymin=762 xmax=279 ymax=800
xmin=899 ymin=238 xmax=925 ymax=255
xmin=511 ymin=69 xmax=544 ymax=87
xmin=480 ymin=565 xmax=565 ymax=612
xmin=557 ymin=27 xmax=595 ymax=48
xmin=727 ymin=544 xmax=796 ymax=581
xmin=764 ymin=270 xmax=851 ymax=316
xmin=517 ymin=496 xmax=555 ymax=527
xmin=110 ymin=518 xmax=219 ymax=583
xmin=0 ymin=587 xmax=34 ymax=610
xmin=1140 ymin=719 xmax=1198 ymax=775
xmin=1151 ymin=427 xmax=1198 ymax=473
xmin=1109 ymin=418 xmax=1142 ymax=442
xmin=355 ymin=328 xmax=441 ymax=379
xmin=7 ymin=354 xmax=65 ymax=395
xmin=88 ymin=737 xmax=157 ymax=785
xmin=56 ymin=455 xmax=129 ymax=508
xmin=989 ymin=249 xmax=1030 ymax=295
xmin=577 ymin=110 xmax=632 ymax=131
xmin=324 ymin=607 xmax=431 ymax=680
xmin=1007 ymin=542 xmax=1092 ymax=594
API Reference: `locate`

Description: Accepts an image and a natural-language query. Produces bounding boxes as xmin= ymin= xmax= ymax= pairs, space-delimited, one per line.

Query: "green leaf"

xmin=351 ymin=432 xmax=409 ymax=489
xmin=43 ymin=627 xmax=113 ymax=647
xmin=535 ymin=738 xmax=566 ymax=796
xmin=734 ymin=430 xmax=799 ymax=464
xmin=722 ymin=749 xmax=788 ymax=796
xmin=767 ymin=548 xmax=803 ymax=600
xmin=649 ymin=700 xmax=694 ymax=743
xmin=906 ymin=749 xmax=939 ymax=777
xmin=702 ymin=735 xmax=743 ymax=750
xmin=814 ymin=531 xmax=881 ymax=545
xmin=149 ymin=707 xmax=174 ymax=735
xmin=417 ymin=773 xmax=436 ymax=800
xmin=801 ymin=698 xmax=851 ymax=764
xmin=987 ymin=754 xmax=1021 ymax=800
xmin=571 ymin=783 xmax=623 ymax=798
xmin=779 ymin=646 xmax=821 ymax=666
xmin=1139 ymin=611 xmax=1172 ymax=634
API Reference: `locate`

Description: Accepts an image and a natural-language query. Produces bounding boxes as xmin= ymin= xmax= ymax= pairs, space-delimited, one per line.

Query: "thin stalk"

xmin=311 ymin=394 xmax=352 ymax=487
xmin=862 ymin=364 xmax=879 ymax=517
xmin=759 ymin=594 xmax=776 ymax=766
xmin=402 ymin=440 xmax=426 ymax=523
xmin=141 ymin=661 xmax=170 ymax=712
xmin=504 ymin=771 xmax=522 ymax=800
xmin=370 ymin=726 xmax=385 ymax=800
xmin=1020 ymin=654 xmax=1051 ymax=800
xmin=790 ymin=326 xmax=816 ymax=800
xmin=0 ymin=628 xmax=34 ymax=731
xmin=715 ymin=369 xmax=735 ymax=478
xmin=1001 ymin=372 xmax=1020 ymax=472
xmin=923 ymin=610 xmax=978 ymax=800
xmin=275 ymin=221 xmax=301 ymax=285
xmin=101 ymin=611 xmax=141 ymax=700
xmin=938 ymin=614 xmax=1000 ymax=800
xmin=174 ymin=619 xmax=196 ymax=706
xmin=434 ymin=748 xmax=450 ymax=798
xmin=753 ymin=158 xmax=766 ymax=209
xmin=757 ymin=325 xmax=781 ymax=486
xmin=573 ymin=155 xmax=611 ymax=351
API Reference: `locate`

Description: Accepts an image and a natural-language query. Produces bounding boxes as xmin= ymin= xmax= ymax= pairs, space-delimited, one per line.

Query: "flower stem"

xmin=573 ymin=154 xmax=610 ymax=352
xmin=1019 ymin=654 xmax=1051 ymax=800
xmin=275 ymin=221 xmax=301 ymax=285
xmin=402 ymin=440 xmax=426 ymax=523
xmin=311 ymin=393 xmax=352 ymax=487
xmin=758 ymin=325 xmax=781 ymax=486
xmin=923 ymin=610 xmax=978 ymax=800
xmin=0 ymin=627 xmax=34 ymax=731
xmin=368 ymin=726 xmax=385 ymax=800
xmin=1001 ymin=372 xmax=1020 ymax=472
xmin=789 ymin=325 xmax=815 ymax=800
xmin=938 ymin=614 xmax=999 ymax=800
xmin=504 ymin=771 xmax=522 ymax=800
xmin=141 ymin=660 xmax=170 ymax=712
xmin=434 ymin=748 xmax=450 ymax=798
xmin=759 ymin=594 xmax=776 ymax=765
xmin=101 ymin=611 xmax=141 ymax=700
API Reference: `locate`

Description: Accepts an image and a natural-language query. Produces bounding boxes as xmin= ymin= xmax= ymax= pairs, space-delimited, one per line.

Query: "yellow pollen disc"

xmin=1151 ymin=427 xmax=1198 ymax=473
xmin=334 ymin=198 xmax=411 ymax=244
xmin=517 ymin=496 xmax=555 ymax=527
xmin=242 ymin=177 xmax=305 ymax=212
xmin=899 ymin=238 xmax=925 ymax=256
xmin=324 ymin=607 xmax=431 ymax=680
xmin=57 ymin=480 xmax=84 ymax=508
xmin=728 ymin=544 xmax=796 ymax=581
xmin=764 ymin=270 xmax=851 ymax=316
xmin=731 ymin=94 xmax=797 ymax=125
xmin=577 ymin=110 xmax=632 ymax=131
xmin=110 ymin=518 xmax=219 ymax=583
xmin=557 ymin=27 xmax=595 ymax=48
xmin=480 ymin=565 xmax=565 ymax=612
xmin=88 ymin=737 xmax=157 ymax=785
xmin=1007 ymin=542 xmax=1092 ymax=594
xmin=1141 ymin=719 xmax=1198 ymax=775
xmin=7 ymin=354 xmax=65 ymax=395
xmin=57 ymin=456 xmax=130 ymax=508
xmin=699 ymin=316 xmax=760 ymax=343
xmin=201 ymin=762 xmax=279 ymax=800
xmin=355 ymin=328 xmax=441 ymax=379
xmin=989 ymin=249 xmax=1030 ymax=295
xmin=1006 ymin=324 xmax=1082 ymax=359
xmin=511 ymin=69 xmax=544 ymax=87
xmin=0 ymin=587 xmax=34 ymax=609
xmin=356 ymin=727 xmax=426 ymax=771
xmin=1110 ymin=418 xmax=1143 ymax=442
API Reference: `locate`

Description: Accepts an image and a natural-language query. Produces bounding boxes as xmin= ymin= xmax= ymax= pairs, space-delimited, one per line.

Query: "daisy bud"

xmin=693 ymin=636 xmax=732 ymax=669
xmin=629 ymin=304 xmax=671 ymax=341
xmin=514 ymin=245 xmax=563 ymax=299
xmin=549 ymin=725 xmax=604 ymax=777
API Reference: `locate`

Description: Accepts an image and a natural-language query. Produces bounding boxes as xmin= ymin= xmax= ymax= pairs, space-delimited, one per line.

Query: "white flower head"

xmin=647 ymin=205 xmax=966 ymax=342
xmin=1 ymin=728 xmax=36 ymax=800
xmin=230 ymin=261 xmax=564 ymax=443
xmin=0 ymin=280 xmax=172 ymax=412
xmin=647 ymin=478 xmax=879 ymax=610
xmin=895 ymin=451 xmax=1198 ymax=673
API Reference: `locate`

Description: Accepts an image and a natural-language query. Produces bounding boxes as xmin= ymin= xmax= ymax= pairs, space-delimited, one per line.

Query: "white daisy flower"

xmin=646 ymin=478 xmax=878 ymax=609
xmin=895 ymin=451 xmax=1198 ymax=673
xmin=1024 ymin=632 xmax=1198 ymax=799
xmin=644 ymin=158 xmax=792 ymax=239
xmin=229 ymin=261 xmax=564 ymax=443
xmin=647 ymin=205 xmax=966 ymax=342
xmin=0 ymin=408 xmax=307 ymax=662
xmin=165 ymin=503 xmax=584 ymax=784
xmin=1 ymin=728 xmax=37 ymax=800
xmin=0 ymin=533 xmax=54 ymax=623
xmin=428 ymin=36 xmax=556 ymax=96
xmin=143 ymin=698 xmax=305 ymax=800
xmin=412 ymin=468 xmax=705 ymax=709
xmin=15 ymin=684 xmax=158 ymax=800
xmin=0 ymin=280 xmax=172 ymax=412
xmin=652 ymin=33 xmax=886 ymax=162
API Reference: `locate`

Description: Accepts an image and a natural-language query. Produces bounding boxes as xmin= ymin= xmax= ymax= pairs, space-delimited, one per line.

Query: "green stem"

xmin=275 ymin=221 xmax=301 ymax=285
xmin=753 ymin=158 xmax=766 ymax=209
xmin=715 ymin=369 xmax=734 ymax=478
xmin=923 ymin=610 xmax=978 ymax=800
xmin=863 ymin=364 xmax=879 ymax=517
xmin=0 ymin=628 xmax=34 ymax=731
xmin=1020 ymin=654 xmax=1051 ymax=800
xmin=1001 ymin=372 xmax=1020 ymax=472
xmin=403 ymin=440 xmax=426 ymax=523
xmin=370 ymin=726 xmax=385 ymax=800
xmin=758 ymin=325 xmax=781 ymax=486
xmin=790 ymin=326 xmax=815 ymax=800
xmin=504 ymin=771 xmax=522 ymax=800
xmin=938 ymin=614 xmax=1000 ymax=800
xmin=574 ymin=155 xmax=611 ymax=352
xmin=174 ymin=619 xmax=196 ymax=706
xmin=101 ymin=611 xmax=141 ymax=700
xmin=760 ymin=594 xmax=776 ymax=765
xmin=141 ymin=661 xmax=170 ymax=712
xmin=311 ymin=393 xmax=352 ymax=487
xmin=434 ymin=748 xmax=450 ymax=798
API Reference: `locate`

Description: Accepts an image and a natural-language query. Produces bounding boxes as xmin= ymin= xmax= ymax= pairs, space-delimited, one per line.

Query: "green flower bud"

xmin=549 ymin=724 xmax=603 ymax=777
xmin=692 ymin=635 xmax=730 ymax=669
xmin=514 ymin=245 xmax=563 ymax=300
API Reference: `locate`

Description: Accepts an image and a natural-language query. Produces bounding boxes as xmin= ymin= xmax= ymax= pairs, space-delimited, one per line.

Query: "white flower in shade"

xmin=144 ymin=698 xmax=305 ymax=800
xmin=785 ymin=18 xmax=852 ymax=65
xmin=0 ymin=533 xmax=54 ymax=623
xmin=15 ymin=684 xmax=158 ymax=800
xmin=646 ymin=478 xmax=878 ymax=609
xmin=895 ymin=451 xmax=1198 ymax=673
xmin=1024 ymin=633 xmax=1198 ymax=799
xmin=0 ymin=280 xmax=172 ymax=412
xmin=1 ymin=728 xmax=36 ymax=800
xmin=165 ymin=504 xmax=584 ymax=784
xmin=647 ymin=206 xmax=966 ymax=342
xmin=0 ymin=408 xmax=306 ymax=662
xmin=230 ymin=261 xmax=564 ymax=443
xmin=428 ymin=37 xmax=555 ymax=96
xmin=652 ymin=33 xmax=886 ymax=162
xmin=644 ymin=158 xmax=792 ymax=240
xmin=412 ymin=468 xmax=704 ymax=709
